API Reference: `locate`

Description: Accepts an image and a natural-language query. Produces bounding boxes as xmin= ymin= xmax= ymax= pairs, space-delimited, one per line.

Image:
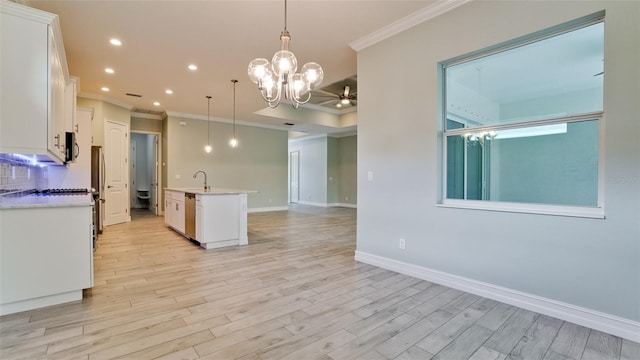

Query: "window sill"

xmin=438 ymin=199 xmax=605 ymax=219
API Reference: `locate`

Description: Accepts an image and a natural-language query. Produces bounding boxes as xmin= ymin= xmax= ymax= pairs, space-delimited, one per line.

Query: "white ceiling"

xmin=24 ymin=0 xmax=438 ymax=136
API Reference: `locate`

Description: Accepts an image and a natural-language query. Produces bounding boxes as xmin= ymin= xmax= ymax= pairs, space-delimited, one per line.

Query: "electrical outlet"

xmin=367 ymin=171 xmax=374 ymax=181
xmin=345 ymin=196 xmax=348 ymax=201
xmin=268 ymin=198 xmax=272 ymax=203
xmin=399 ymin=238 xmax=406 ymax=250
xmin=175 ymin=174 xmax=181 ymax=179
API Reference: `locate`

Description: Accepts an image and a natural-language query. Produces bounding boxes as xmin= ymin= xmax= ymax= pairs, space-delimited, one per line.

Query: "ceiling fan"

xmin=314 ymin=84 xmax=357 ymax=108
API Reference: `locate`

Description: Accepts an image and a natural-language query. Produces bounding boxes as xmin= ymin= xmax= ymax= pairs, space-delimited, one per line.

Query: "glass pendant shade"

xmin=272 ymin=50 xmax=297 ymax=77
xmin=204 ymin=144 xmax=212 ymax=153
xmin=301 ymin=62 xmax=323 ymax=89
xmin=248 ymin=58 xmax=269 ymax=84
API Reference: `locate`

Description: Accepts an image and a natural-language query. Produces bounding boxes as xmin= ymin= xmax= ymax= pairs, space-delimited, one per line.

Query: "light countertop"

xmin=165 ymin=187 xmax=258 ymax=195
xmin=0 ymin=194 xmax=93 ymax=209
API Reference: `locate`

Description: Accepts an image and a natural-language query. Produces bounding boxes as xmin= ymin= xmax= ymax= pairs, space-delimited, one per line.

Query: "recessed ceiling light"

xmin=153 ymin=101 xmax=160 ymax=106
xmin=188 ymin=64 xmax=198 ymax=71
xmin=109 ymin=38 xmax=122 ymax=46
xmin=336 ymin=103 xmax=342 ymax=108
xmin=105 ymin=67 xmax=114 ymax=74
xmin=101 ymin=87 xmax=109 ymax=92
xmin=165 ymin=89 xmax=173 ymax=94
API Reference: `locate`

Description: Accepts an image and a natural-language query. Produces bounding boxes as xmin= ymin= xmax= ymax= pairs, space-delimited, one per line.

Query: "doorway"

xmin=289 ymin=151 xmax=299 ymax=203
xmin=130 ymin=131 xmax=161 ymax=218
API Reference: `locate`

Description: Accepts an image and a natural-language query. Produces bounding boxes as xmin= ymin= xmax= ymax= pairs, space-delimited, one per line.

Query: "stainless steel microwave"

xmin=65 ymin=131 xmax=78 ymax=163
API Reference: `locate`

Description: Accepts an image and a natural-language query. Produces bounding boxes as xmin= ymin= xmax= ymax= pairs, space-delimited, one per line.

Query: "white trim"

xmin=288 ymin=134 xmax=327 ymax=144
xmin=439 ymin=200 xmax=605 ymax=219
xmin=0 ymin=290 xmax=83 ymax=316
xmin=248 ymin=206 xmax=288 ymax=213
xmin=354 ymin=251 xmax=640 ymax=342
xmin=350 ymin=0 xmax=472 ymax=52
xmin=330 ymin=131 xmax=358 ymax=139
xmin=294 ymin=201 xmax=357 ymax=209
xmin=166 ymin=111 xmax=289 ymax=132
xmin=298 ymin=102 xmax=358 ymax=115
xmin=131 ymin=112 xmax=163 ymax=120
xmin=328 ymin=202 xmax=357 ymax=209
xmin=78 ymin=92 xmax=135 ymax=111
xmin=297 ymin=200 xmax=329 ymax=207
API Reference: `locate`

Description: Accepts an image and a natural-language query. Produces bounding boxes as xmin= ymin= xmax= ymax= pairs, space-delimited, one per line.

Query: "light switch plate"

xmin=367 ymin=171 xmax=373 ymax=181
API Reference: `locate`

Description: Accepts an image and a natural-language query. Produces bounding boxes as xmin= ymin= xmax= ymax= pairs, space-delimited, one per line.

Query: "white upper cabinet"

xmin=0 ymin=1 xmax=71 ymax=164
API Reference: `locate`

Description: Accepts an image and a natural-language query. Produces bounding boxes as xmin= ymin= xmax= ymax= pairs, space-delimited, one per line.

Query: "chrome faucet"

xmin=193 ymin=170 xmax=209 ymax=192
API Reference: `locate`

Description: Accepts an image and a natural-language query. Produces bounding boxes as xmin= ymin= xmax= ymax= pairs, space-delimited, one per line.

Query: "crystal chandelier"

xmin=247 ymin=0 xmax=324 ymax=109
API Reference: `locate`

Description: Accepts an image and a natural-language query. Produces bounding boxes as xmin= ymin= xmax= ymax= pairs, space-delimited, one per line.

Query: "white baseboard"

xmin=248 ymin=206 xmax=288 ymax=213
xmin=0 ymin=290 xmax=83 ymax=316
xmin=297 ymin=200 xmax=329 ymax=207
xmin=328 ymin=203 xmax=357 ymax=208
xmin=295 ymin=201 xmax=357 ymax=208
xmin=354 ymin=250 xmax=640 ymax=342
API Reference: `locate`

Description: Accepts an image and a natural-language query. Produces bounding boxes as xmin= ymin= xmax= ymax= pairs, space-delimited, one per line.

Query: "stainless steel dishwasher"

xmin=184 ymin=193 xmax=196 ymax=239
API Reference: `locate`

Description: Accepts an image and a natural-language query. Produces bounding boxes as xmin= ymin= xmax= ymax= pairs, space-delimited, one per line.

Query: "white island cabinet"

xmin=164 ymin=188 xmax=254 ymax=249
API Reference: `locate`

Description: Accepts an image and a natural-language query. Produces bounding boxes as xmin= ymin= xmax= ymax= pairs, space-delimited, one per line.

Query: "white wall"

xmin=356 ymin=0 xmax=639 ymax=339
xmin=288 ymin=136 xmax=328 ymax=205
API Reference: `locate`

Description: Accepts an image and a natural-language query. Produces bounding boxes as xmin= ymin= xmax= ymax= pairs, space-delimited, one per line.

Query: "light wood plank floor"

xmin=1 ymin=205 xmax=638 ymax=360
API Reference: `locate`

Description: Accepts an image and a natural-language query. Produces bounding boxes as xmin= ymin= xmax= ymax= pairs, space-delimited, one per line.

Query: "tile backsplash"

xmin=0 ymin=155 xmax=48 ymax=195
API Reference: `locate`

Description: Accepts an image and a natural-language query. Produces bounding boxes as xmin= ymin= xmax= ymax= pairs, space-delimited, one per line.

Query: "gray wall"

xmin=357 ymin=0 xmax=639 ymax=323
xmin=131 ymin=116 xmax=163 ymax=133
xmin=289 ymin=135 xmax=358 ymax=206
xmin=493 ymin=121 xmax=598 ymax=205
xmin=77 ymin=97 xmax=130 ymax=147
xmin=165 ymin=115 xmax=288 ymax=210
xmin=288 ymin=136 xmax=328 ymax=205
xmin=327 ymin=137 xmax=339 ymax=204
xmin=337 ymin=135 xmax=357 ymax=205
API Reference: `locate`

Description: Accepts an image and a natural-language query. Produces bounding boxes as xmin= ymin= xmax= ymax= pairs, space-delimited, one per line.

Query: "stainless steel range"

xmin=34 ymin=188 xmax=90 ymax=195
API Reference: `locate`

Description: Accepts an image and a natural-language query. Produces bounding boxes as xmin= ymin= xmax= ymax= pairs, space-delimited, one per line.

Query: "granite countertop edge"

xmin=0 ymin=194 xmax=93 ymax=209
xmin=165 ymin=187 xmax=258 ymax=195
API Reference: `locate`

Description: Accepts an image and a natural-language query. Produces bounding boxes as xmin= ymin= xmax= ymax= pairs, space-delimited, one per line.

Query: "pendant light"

xmin=229 ymin=79 xmax=239 ymax=148
xmin=204 ymin=96 xmax=212 ymax=153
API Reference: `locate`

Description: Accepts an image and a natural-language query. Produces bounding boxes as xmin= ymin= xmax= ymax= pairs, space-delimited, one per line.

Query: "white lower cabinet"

xmin=164 ymin=190 xmax=185 ymax=234
xmin=0 ymin=205 xmax=93 ymax=315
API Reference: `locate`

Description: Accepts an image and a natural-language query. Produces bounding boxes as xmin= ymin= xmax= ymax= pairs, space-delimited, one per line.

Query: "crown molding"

xmin=350 ymin=0 xmax=472 ymax=52
xmin=131 ymin=112 xmax=163 ymax=120
xmin=165 ymin=111 xmax=289 ymax=132
xmin=78 ymin=91 xmax=135 ymax=111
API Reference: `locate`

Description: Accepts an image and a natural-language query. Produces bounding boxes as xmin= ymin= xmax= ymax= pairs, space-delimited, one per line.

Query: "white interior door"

xmin=151 ymin=135 xmax=159 ymax=215
xmin=105 ymin=121 xmax=130 ymax=225
xmin=290 ymin=151 xmax=299 ymax=203
xmin=130 ymin=141 xmax=137 ymax=208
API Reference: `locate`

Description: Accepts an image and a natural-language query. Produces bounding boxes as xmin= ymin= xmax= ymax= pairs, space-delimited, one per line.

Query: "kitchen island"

xmin=164 ymin=188 xmax=256 ymax=249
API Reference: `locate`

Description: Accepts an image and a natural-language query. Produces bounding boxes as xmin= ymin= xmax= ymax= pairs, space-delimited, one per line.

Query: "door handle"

xmin=107 ymin=185 xmax=113 ymax=189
